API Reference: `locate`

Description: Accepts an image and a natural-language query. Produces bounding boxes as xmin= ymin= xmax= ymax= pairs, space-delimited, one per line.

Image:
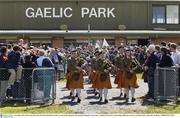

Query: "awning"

xmin=1 ymin=30 xmax=180 ymax=37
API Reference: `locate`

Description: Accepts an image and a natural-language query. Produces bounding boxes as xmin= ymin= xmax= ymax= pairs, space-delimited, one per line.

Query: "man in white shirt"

xmin=170 ymin=43 xmax=180 ymax=96
xmin=170 ymin=43 xmax=180 ymax=66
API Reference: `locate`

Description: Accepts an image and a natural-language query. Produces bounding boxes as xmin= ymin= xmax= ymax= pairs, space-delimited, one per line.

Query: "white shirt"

xmin=36 ymin=56 xmax=53 ymax=67
xmin=171 ymin=50 xmax=180 ymax=65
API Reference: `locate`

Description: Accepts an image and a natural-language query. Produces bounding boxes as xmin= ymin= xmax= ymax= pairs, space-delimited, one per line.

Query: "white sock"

xmin=120 ymin=88 xmax=122 ymax=93
xmin=99 ymin=89 xmax=103 ymax=98
xmin=123 ymin=88 xmax=126 ymax=94
xmin=130 ymin=87 xmax=135 ymax=98
xmin=71 ymin=89 xmax=75 ymax=97
xmin=104 ymin=88 xmax=108 ymax=100
xmin=125 ymin=88 xmax=129 ymax=98
xmin=76 ymin=88 xmax=81 ymax=98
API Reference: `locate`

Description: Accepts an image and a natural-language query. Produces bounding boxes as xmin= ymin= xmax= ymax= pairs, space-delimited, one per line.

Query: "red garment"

xmin=0 ymin=54 xmax=8 ymax=63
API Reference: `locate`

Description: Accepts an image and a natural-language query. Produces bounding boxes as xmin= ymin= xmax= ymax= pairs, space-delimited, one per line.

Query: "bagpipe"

xmin=133 ymin=57 xmax=143 ymax=73
xmin=99 ymin=59 xmax=113 ymax=82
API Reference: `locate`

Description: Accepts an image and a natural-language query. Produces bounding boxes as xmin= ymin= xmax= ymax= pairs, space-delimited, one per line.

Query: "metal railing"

xmin=0 ymin=68 xmax=56 ymax=104
xmin=154 ymin=66 xmax=180 ymax=103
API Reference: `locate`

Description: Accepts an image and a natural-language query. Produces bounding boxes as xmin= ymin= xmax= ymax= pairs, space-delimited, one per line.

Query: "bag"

xmin=12 ymin=81 xmax=25 ymax=98
xmin=6 ymin=87 xmax=12 ymax=98
xmin=100 ymin=72 xmax=107 ymax=82
xmin=73 ymin=71 xmax=80 ymax=81
xmin=34 ymin=83 xmax=44 ymax=99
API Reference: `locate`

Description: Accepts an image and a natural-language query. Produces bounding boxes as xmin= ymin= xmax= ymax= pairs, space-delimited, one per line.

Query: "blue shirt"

xmin=7 ymin=51 xmax=21 ymax=69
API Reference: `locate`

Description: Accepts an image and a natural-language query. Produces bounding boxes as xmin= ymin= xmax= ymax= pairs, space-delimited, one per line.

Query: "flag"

xmin=102 ymin=38 xmax=109 ymax=47
xmin=95 ymin=40 xmax=100 ymax=48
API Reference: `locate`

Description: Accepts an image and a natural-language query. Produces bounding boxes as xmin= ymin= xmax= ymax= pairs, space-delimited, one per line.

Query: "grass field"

xmin=107 ymin=105 xmax=180 ymax=114
xmin=1 ymin=102 xmax=179 ymax=114
xmin=104 ymin=100 xmax=180 ymax=114
xmin=0 ymin=103 xmax=74 ymax=114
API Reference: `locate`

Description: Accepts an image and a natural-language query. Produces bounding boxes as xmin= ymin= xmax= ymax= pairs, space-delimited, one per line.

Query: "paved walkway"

xmin=56 ymin=76 xmax=148 ymax=114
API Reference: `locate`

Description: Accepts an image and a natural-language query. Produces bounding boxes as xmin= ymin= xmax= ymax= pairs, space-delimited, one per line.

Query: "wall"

xmin=152 ymin=37 xmax=180 ymax=45
xmin=0 ymin=1 xmax=148 ymax=30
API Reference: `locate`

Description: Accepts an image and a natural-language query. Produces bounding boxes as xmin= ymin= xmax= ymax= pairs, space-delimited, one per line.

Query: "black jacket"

xmin=159 ymin=54 xmax=174 ymax=67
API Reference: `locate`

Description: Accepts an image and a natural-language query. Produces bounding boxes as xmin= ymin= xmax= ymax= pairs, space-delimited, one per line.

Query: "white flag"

xmin=102 ymin=38 xmax=109 ymax=47
xmin=95 ymin=40 xmax=100 ymax=48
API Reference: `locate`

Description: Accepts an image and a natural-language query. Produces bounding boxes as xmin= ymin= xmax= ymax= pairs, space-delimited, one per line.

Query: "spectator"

xmin=7 ymin=46 xmax=22 ymax=89
xmin=49 ymin=48 xmax=63 ymax=73
xmin=155 ymin=45 xmax=162 ymax=61
xmin=170 ymin=43 xmax=180 ymax=66
xmin=22 ymin=55 xmax=37 ymax=104
xmin=145 ymin=44 xmax=159 ymax=101
xmin=37 ymin=49 xmax=54 ymax=67
xmin=159 ymin=47 xmax=174 ymax=67
xmin=142 ymin=50 xmax=151 ymax=83
xmin=0 ymin=46 xmax=8 ymax=103
xmin=0 ymin=46 xmax=8 ymax=68
xmin=161 ymin=41 xmax=167 ymax=47
xmin=7 ymin=44 xmax=12 ymax=53
xmin=36 ymin=50 xmax=54 ymax=100
xmin=29 ymin=49 xmax=39 ymax=64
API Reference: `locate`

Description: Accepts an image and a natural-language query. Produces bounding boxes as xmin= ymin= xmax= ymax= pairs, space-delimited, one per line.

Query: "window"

xmin=152 ymin=6 xmax=165 ymax=24
xmin=166 ymin=5 xmax=179 ymax=24
xmin=152 ymin=5 xmax=179 ymax=24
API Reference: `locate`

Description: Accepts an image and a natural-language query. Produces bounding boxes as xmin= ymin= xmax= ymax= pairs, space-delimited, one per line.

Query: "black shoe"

xmin=26 ymin=100 xmax=31 ymax=104
xmin=71 ymin=97 xmax=75 ymax=102
xmin=104 ymin=99 xmax=108 ymax=104
xmin=125 ymin=98 xmax=129 ymax=103
xmin=94 ymin=92 xmax=98 ymax=96
xmin=77 ymin=98 xmax=81 ymax=103
xmin=124 ymin=94 xmax=126 ymax=99
xmin=99 ymin=97 xmax=102 ymax=102
xmin=120 ymin=93 xmax=123 ymax=97
xmin=131 ymin=98 xmax=136 ymax=102
xmin=98 ymin=93 xmax=101 ymax=98
xmin=75 ymin=93 xmax=78 ymax=97
xmin=70 ymin=91 xmax=72 ymax=96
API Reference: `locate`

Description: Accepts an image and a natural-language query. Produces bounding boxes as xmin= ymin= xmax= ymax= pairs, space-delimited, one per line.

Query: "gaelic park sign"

xmin=25 ymin=7 xmax=116 ymax=18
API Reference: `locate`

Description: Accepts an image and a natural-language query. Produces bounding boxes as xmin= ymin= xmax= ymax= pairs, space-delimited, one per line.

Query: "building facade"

xmin=0 ymin=0 xmax=180 ymax=47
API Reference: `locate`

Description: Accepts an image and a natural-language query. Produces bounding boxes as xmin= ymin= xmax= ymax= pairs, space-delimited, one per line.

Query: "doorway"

xmin=138 ymin=39 xmax=150 ymax=46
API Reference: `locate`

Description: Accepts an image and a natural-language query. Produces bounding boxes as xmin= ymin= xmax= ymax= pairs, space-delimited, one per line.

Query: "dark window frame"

xmin=152 ymin=5 xmax=166 ymax=24
xmin=152 ymin=4 xmax=180 ymax=25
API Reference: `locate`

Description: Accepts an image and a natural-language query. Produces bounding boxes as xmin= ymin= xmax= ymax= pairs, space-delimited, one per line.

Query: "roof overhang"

xmin=1 ymin=30 xmax=180 ymax=37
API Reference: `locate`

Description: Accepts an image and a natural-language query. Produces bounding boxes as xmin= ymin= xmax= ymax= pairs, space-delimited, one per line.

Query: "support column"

xmin=115 ymin=37 xmax=127 ymax=47
xmin=52 ymin=37 xmax=64 ymax=48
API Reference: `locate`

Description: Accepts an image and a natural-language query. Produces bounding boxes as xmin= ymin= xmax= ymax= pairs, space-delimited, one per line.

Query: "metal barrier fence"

xmin=0 ymin=68 xmax=56 ymax=104
xmin=154 ymin=66 xmax=180 ymax=103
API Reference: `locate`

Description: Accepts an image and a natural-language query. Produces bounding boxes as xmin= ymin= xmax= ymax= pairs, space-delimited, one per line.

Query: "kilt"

xmin=66 ymin=70 xmax=84 ymax=89
xmin=116 ymin=70 xmax=125 ymax=88
xmin=92 ymin=71 xmax=112 ymax=89
xmin=124 ymin=72 xmax=139 ymax=88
